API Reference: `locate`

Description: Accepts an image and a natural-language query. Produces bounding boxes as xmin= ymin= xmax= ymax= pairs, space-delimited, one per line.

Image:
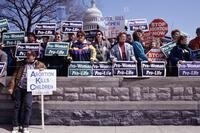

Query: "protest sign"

xmin=178 ymin=61 xmax=200 ymax=77
xmin=27 ymin=69 xmax=56 ymax=95
xmin=146 ymin=48 xmax=166 ymax=61
xmin=84 ymin=30 xmax=99 ymax=42
xmin=35 ymin=23 xmax=56 ymax=36
xmin=93 ymin=62 xmax=113 ymax=76
xmin=3 ymin=32 xmax=25 ymax=47
xmin=102 ymin=16 xmax=125 ymax=38
xmin=113 ymin=61 xmax=137 ymax=77
xmin=160 ymin=41 xmax=176 ymax=58
xmin=149 ymin=18 xmax=168 ymax=38
xmin=0 ymin=62 xmax=6 ymax=75
xmin=127 ymin=18 xmax=148 ymax=31
xmin=61 ymin=21 xmax=83 ymax=33
xmin=45 ymin=42 xmax=70 ymax=56
xmin=0 ymin=19 xmax=9 ymax=32
xmin=27 ymin=69 xmax=57 ymax=129
xmin=141 ymin=61 xmax=166 ymax=77
xmin=15 ymin=43 xmax=40 ymax=58
xmin=68 ymin=61 xmax=92 ymax=76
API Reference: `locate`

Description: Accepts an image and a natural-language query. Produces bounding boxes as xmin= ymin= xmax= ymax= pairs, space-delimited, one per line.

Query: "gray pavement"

xmin=1 ymin=125 xmax=200 ymax=133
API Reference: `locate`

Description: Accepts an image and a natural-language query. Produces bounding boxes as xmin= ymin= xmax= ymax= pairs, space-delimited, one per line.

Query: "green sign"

xmin=45 ymin=42 xmax=70 ymax=56
xmin=160 ymin=42 xmax=176 ymax=58
xmin=3 ymin=32 xmax=25 ymax=47
xmin=68 ymin=61 xmax=92 ymax=76
xmin=0 ymin=19 xmax=9 ymax=32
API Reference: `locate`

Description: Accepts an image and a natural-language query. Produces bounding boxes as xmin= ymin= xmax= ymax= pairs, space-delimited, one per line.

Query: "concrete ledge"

xmin=44 ymin=101 xmax=199 ymax=111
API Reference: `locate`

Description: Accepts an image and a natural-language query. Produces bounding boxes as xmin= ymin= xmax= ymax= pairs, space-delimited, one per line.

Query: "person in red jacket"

xmin=189 ymin=27 xmax=200 ymax=50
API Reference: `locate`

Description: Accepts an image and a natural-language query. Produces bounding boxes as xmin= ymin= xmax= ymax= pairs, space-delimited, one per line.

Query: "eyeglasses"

xmin=77 ymin=34 xmax=84 ymax=37
xmin=97 ymin=34 xmax=102 ymax=36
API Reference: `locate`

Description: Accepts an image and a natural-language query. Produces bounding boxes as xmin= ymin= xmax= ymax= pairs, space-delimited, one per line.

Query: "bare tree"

xmin=0 ymin=0 xmax=62 ymax=33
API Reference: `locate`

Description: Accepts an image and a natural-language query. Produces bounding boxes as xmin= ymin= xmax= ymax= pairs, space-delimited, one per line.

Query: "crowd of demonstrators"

xmin=92 ymin=30 xmax=111 ymax=62
xmin=1 ymin=27 xmax=200 ymax=78
xmin=189 ymin=27 xmax=200 ymax=50
xmin=67 ymin=31 xmax=96 ymax=62
xmin=169 ymin=35 xmax=195 ymax=76
xmin=7 ymin=50 xmax=46 ymax=133
xmin=110 ymin=32 xmax=137 ymax=62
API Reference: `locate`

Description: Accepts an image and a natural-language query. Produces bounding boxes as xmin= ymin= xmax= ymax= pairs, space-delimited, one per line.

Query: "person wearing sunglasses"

xmin=92 ymin=30 xmax=111 ymax=62
xmin=67 ymin=31 xmax=96 ymax=62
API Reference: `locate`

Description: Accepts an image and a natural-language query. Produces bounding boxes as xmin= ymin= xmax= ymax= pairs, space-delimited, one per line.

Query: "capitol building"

xmin=83 ymin=0 xmax=106 ymax=31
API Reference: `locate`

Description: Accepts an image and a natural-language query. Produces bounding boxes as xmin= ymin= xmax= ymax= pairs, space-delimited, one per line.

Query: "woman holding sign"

xmin=110 ymin=32 xmax=137 ymax=62
xmin=132 ymin=29 xmax=151 ymax=76
xmin=169 ymin=35 xmax=195 ymax=76
xmin=7 ymin=51 xmax=46 ymax=133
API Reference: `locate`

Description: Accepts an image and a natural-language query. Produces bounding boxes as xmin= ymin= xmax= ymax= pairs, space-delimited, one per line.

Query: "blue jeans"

xmin=13 ymin=87 xmax=32 ymax=128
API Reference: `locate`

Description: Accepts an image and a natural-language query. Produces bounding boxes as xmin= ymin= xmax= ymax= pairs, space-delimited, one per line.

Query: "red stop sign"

xmin=149 ymin=18 xmax=168 ymax=38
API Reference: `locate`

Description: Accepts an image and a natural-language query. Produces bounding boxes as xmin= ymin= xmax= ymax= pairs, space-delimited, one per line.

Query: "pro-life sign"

xmin=141 ymin=61 xmax=166 ymax=77
xmin=45 ymin=42 xmax=70 ymax=56
xmin=178 ymin=61 xmax=200 ymax=77
xmin=61 ymin=21 xmax=83 ymax=33
xmin=93 ymin=62 xmax=113 ymax=76
xmin=127 ymin=18 xmax=148 ymax=31
xmin=113 ymin=61 xmax=137 ymax=77
xmin=35 ymin=23 xmax=56 ymax=36
xmin=0 ymin=19 xmax=9 ymax=32
xmin=27 ymin=69 xmax=57 ymax=95
xmin=3 ymin=32 xmax=25 ymax=47
xmin=0 ymin=62 xmax=6 ymax=75
xmin=15 ymin=43 xmax=40 ymax=58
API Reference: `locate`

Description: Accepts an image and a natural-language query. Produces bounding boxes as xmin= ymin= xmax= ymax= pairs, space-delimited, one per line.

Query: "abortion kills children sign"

xmin=15 ymin=43 xmax=40 ymax=58
xmin=141 ymin=61 xmax=166 ymax=77
xmin=113 ymin=61 xmax=137 ymax=77
xmin=35 ymin=23 xmax=56 ymax=36
xmin=178 ymin=61 xmax=200 ymax=77
xmin=149 ymin=18 xmax=168 ymax=38
xmin=68 ymin=61 xmax=92 ymax=76
xmin=61 ymin=21 xmax=83 ymax=33
xmin=93 ymin=62 xmax=113 ymax=76
xmin=27 ymin=69 xmax=57 ymax=95
xmin=45 ymin=42 xmax=70 ymax=56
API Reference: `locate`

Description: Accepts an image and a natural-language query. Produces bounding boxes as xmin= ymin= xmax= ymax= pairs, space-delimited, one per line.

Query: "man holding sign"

xmin=7 ymin=51 xmax=46 ymax=133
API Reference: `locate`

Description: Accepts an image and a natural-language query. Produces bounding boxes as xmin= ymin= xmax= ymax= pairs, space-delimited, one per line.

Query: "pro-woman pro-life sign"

xmin=27 ymin=69 xmax=57 ymax=95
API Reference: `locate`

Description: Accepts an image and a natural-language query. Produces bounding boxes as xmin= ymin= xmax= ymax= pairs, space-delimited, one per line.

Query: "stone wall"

xmin=1 ymin=77 xmax=200 ymax=125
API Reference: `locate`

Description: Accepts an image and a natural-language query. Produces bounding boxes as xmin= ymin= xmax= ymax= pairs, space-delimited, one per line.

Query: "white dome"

xmin=83 ymin=0 xmax=106 ymax=31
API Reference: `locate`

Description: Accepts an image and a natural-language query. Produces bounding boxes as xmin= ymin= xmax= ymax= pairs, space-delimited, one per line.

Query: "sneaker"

xmin=11 ymin=127 xmax=19 ymax=133
xmin=23 ymin=128 xmax=29 ymax=133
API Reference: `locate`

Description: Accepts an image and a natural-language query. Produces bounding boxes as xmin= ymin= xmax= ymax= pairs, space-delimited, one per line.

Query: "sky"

xmin=92 ymin=0 xmax=200 ymax=39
